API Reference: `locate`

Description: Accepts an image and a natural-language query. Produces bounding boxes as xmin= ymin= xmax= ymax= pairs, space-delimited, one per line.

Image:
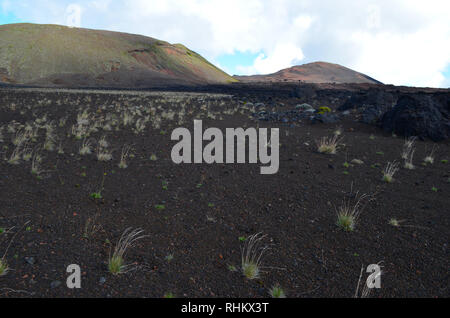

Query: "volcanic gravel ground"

xmin=0 ymin=87 xmax=448 ymax=297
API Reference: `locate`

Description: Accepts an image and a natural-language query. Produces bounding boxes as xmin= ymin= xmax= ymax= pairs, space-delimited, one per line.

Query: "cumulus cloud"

xmin=237 ymin=43 xmax=304 ymax=75
xmin=1 ymin=0 xmax=449 ymax=87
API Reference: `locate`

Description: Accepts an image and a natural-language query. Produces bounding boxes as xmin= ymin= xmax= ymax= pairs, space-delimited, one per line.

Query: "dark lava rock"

xmin=312 ymin=113 xmax=340 ymax=124
xmin=24 ymin=257 xmax=35 ymax=265
xmin=338 ymin=88 xmax=397 ymax=123
xmin=381 ymin=94 xmax=450 ymax=141
xmin=361 ymin=107 xmax=383 ymax=124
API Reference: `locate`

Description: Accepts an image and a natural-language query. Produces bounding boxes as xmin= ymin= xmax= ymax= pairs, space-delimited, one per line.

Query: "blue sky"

xmin=216 ymin=51 xmax=261 ymax=76
xmin=0 ymin=10 xmax=18 ymax=25
xmin=1 ymin=0 xmax=449 ymax=88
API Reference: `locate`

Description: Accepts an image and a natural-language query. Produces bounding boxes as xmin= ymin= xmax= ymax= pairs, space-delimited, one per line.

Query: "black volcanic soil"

xmin=0 ymin=85 xmax=448 ymax=298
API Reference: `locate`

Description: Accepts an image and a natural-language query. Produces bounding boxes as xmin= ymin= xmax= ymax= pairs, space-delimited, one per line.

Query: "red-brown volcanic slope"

xmin=234 ymin=62 xmax=382 ymax=84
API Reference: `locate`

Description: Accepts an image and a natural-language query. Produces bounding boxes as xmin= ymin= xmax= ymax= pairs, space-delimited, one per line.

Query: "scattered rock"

xmin=296 ymin=103 xmax=315 ymax=111
xmin=24 ymin=257 xmax=35 ymax=265
xmin=50 ymin=281 xmax=62 ymax=289
xmin=361 ymin=107 xmax=383 ymax=124
xmin=351 ymin=159 xmax=364 ymax=165
xmin=313 ymin=113 xmax=340 ymax=124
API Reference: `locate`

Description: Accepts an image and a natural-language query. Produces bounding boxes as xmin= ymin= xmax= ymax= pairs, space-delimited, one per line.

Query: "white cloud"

xmin=366 ymin=5 xmax=381 ymax=29
xmin=1 ymin=0 xmax=12 ymax=13
xmin=2 ymin=0 xmax=450 ymax=87
xmin=66 ymin=4 xmax=82 ymax=28
xmin=237 ymin=43 xmax=304 ymax=75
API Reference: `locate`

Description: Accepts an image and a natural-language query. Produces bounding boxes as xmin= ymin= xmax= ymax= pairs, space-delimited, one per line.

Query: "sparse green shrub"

xmin=90 ymin=174 xmax=105 ymax=199
xmin=317 ymin=106 xmax=331 ymax=114
xmin=228 ymin=264 xmax=237 ymax=272
xmin=90 ymin=192 xmax=102 ymax=199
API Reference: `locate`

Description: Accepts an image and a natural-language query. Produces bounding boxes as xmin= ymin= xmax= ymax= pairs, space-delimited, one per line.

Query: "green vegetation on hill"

xmin=0 ymin=23 xmax=236 ymax=87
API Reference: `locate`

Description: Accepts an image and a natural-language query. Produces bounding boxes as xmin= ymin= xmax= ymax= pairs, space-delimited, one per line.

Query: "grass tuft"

xmin=108 ymin=227 xmax=146 ymax=275
xmin=389 ymin=218 xmax=401 ymax=227
xmin=0 ymin=258 xmax=9 ymax=276
xmin=269 ymin=284 xmax=286 ymax=298
xmin=336 ymin=189 xmax=372 ymax=232
xmin=241 ymin=232 xmax=270 ymax=280
xmin=316 ymin=135 xmax=342 ymax=154
xmin=423 ymin=147 xmax=436 ymax=165
xmin=119 ymin=145 xmax=132 ymax=169
xmin=79 ymin=138 xmax=92 ymax=155
xmin=382 ymin=161 xmax=399 ymax=183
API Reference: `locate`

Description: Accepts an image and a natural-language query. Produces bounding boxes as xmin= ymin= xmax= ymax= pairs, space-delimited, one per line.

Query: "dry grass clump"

xmin=382 ymin=161 xmax=399 ymax=183
xmin=241 ymin=233 xmax=270 ymax=280
xmin=118 ymin=145 xmax=132 ymax=169
xmin=7 ymin=146 xmax=22 ymax=165
xmin=43 ymin=135 xmax=56 ymax=152
xmin=108 ymin=227 xmax=146 ymax=275
xmin=71 ymin=124 xmax=89 ymax=140
xmin=401 ymin=137 xmax=416 ymax=169
xmin=354 ymin=265 xmax=370 ymax=298
xmin=336 ymin=189 xmax=372 ymax=232
xmin=79 ymin=139 xmax=93 ymax=155
xmin=0 ymin=258 xmax=8 ymax=276
xmin=97 ymin=147 xmax=112 ymax=161
xmin=31 ymin=153 xmax=41 ymax=176
xmin=22 ymin=147 xmax=33 ymax=161
xmin=401 ymin=137 xmax=416 ymax=159
xmin=388 ymin=218 xmax=402 ymax=227
xmin=423 ymin=147 xmax=436 ymax=164
xmin=316 ymin=135 xmax=342 ymax=154
xmin=11 ymin=130 xmax=25 ymax=147
xmin=334 ymin=125 xmax=343 ymax=136
xmin=98 ymin=135 xmax=109 ymax=148
xmin=269 ymin=284 xmax=286 ymax=298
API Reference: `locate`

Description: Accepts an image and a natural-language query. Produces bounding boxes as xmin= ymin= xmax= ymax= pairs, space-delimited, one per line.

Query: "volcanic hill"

xmin=0 ymin=23 xmax=236 ymax=87
xmin=234 ymin=61 xmax=382 ymax=84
